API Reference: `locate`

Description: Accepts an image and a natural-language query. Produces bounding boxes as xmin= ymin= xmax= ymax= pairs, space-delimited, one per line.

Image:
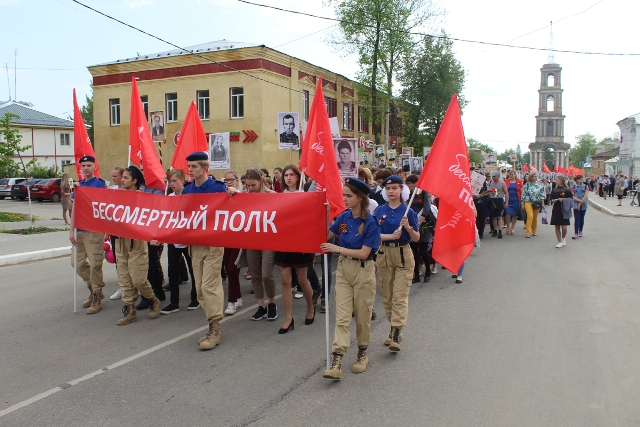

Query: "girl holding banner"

xmin=321 ymin=177 xmax=380 ymax=380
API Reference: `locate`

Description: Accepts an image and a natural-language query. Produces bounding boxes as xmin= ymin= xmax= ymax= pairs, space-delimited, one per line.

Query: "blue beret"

xmin=186 ymin=151 xmax=209 ymax=161
xmin=382 ymin=175 xmax=403 ymax=186
xmin=78 ymin=155 xmax=96 ymax=163
xmin=344 ymin=177 xmax=370 ymax=195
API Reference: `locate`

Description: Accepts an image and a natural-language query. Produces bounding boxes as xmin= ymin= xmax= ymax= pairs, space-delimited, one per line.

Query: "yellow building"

xmin=88 ymin=40 xmax=387 ymax=178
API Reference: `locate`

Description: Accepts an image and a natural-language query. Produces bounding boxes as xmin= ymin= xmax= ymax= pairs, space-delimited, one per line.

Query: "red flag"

xmin=73 ymin=89 xmax=100 ymax=179
xmin=416 ymin=94 xmax=474 ymax=273
xmin=543 ymin=163 xmax=551 ymax=174
xmin=129 ymin=78 xmax=166 ymax=191
xmin=522 ymin=163 xmax=529 ymax=172
xmin=299 ymin=77 xmax=345 ymax=219
xmin=553 ymin=165 xmax=557 ymax=173
xmin=172 ymin=101 xmax=209 ymax=175
xmin=529 ymin=164 xmax=538 ymax=173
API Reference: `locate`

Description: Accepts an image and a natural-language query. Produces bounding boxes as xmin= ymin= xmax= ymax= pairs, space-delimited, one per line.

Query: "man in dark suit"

xmin=279 ymin=114 xmax=299 ymax=145
xmin=152 ymin=115 xmax=164 ymax=138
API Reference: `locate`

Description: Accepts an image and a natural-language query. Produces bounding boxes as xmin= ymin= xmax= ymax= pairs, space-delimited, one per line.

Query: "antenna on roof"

xmin=548 ymin=21 xmax=555 ymax=64
xmin=5 ymin=63 xmax=10 ymax=101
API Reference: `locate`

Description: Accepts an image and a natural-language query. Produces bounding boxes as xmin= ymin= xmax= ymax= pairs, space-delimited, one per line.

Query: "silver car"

xmin=0 ymin=178 xmax=27 ymax=200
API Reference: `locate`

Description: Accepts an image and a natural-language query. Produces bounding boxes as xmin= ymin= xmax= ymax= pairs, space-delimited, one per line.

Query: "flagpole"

xmin=72 ymin=204 xmax=77 ymax=313
xmin=128 ymin=145 xmax=131 ymax=167
xmin=299 ymin=168 xmax=306 ymax=192
xmin=323 ymin=253 xmax=330 ymax=370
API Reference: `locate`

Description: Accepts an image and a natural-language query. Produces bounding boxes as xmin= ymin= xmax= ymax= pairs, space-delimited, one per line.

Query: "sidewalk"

xmin=0 ymin=218 xmax=71 ymax=266
xmin=587 ymin=192 xmax=640 ymax=218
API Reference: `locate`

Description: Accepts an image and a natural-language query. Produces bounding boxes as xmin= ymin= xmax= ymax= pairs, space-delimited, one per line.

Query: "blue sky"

xmin=1 ymin=0 xmax=638 ymax=153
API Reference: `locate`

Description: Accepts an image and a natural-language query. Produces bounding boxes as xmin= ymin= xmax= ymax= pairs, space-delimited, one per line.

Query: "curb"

xmin=0 ymin=246 xmax=72 ymax=267
xmin=588 ymin=199 xmax=640 ymax=218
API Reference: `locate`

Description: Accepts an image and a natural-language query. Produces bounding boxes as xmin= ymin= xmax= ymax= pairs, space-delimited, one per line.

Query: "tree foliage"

xmin=398 ymin=33 xmax=466 ymax=147
xmin=569 ymin=132 xmax=598 ymax=166
xmin=467 ymin=138 xmax=494 ymax=154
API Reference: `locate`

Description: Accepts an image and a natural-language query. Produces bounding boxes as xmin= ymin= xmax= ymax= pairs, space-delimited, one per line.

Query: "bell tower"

xmin=528 ymin=63 xmax=570 ymax=171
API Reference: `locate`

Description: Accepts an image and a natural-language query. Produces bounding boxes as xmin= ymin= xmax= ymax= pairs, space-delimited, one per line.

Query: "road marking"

xmin=0 ymin=296 xmax=282 ymax=419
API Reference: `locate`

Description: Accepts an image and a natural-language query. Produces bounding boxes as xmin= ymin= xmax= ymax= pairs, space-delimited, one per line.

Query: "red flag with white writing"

xmin=172 ymin=101 xmax=209 ymax=176
xmin=299 ymin=77 xmax=345 ymax=219
xmin=416 ymin=94 xmax=474 ymax=273
xmin=129 ymin=78 xmax=166 ymax=190
xmin=73 ymin=89 xmax=100 ymax=179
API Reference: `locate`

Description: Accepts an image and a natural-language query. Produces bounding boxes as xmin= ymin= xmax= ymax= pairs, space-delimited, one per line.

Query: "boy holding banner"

xmin=181 ymin=152 xmax=228 ymax=351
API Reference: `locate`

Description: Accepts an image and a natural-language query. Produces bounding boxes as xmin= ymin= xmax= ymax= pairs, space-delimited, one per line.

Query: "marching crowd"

xmin=68 ymin=152 xmax=598 ymax=381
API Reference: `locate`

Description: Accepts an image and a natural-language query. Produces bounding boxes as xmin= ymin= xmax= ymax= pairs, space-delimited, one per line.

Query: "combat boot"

xmin=199 ymin=322 xmax=221 ymax=351
xmin=352 ymin=347 xmax=369 ymax=374
xmin=323 ymin=352 xmax=343 ymax=380
xmin=383 ymin=326 xmax=402 ymax=346
xmin=148 ymin=296 xmax=161 ymax=320
xmin=117 ymin=304 xmax=137 ymax=325
xmin=82 ymin=284 xmax=92 ymax=308
xmin=86 ymin=289 xmax=104 ymax=314
xmin=389 ymin=326 xmax=402 ymax=351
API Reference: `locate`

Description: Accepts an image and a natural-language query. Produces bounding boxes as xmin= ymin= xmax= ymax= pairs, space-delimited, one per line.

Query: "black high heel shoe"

xmin=305 ymin=306 xmax=316 ymax=325
xmin=278 ymin=318 xmax=294 ymax=334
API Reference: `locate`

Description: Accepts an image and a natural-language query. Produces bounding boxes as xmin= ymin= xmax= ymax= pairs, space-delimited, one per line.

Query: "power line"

xmin=274 ymin=24 xmax=337 ymax=48
xmin=69 ymin=0 xmax=388 ymax=110
xmin=237 ymin=0 xmax=640 ymax=56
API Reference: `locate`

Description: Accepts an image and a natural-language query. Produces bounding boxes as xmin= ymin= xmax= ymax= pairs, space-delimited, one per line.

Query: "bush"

xmin=27 ymin=163 xmax=60 ymax=179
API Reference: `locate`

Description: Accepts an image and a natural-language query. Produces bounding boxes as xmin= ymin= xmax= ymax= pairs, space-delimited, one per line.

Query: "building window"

xmin=342 ymin=103 xmax=354 ymax=131
xmin=302 ymin=90 xmax=310 ymax=122
xmin=197 ymin=90 xmax=210 ymax=120
xmin=59 ymin=133 xmax=70 ymax=146
xmin=109 ymin=98 xmax=120 ymax=126
xmin=358 ymin=107 xmax=369 ymax=133
xmin=547 ymin=74 xmax=555 ymax=87
xmin=166 ymin=93 xmax=178 ymax=122
xmin=546 ymin=120 xmax=554 ymax=137
xmin=324 ymin=96 xmax=337 ymax=118
xmin=546 ymin=95 xmax=554 ymax=112
xmin=230 ymin=87 xmax=244 ymax=118
xmin=140 ymin=95 xmax=149 ymax=120
xmin=61 ymin=160 xmax=71 ymax=167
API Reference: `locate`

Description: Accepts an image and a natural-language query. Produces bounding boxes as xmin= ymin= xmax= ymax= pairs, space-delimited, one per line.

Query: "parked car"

xmin=10 ymin=179 xmax=43 ymax=200
xmin=31 ymin=178 xmax=63 ymax=202
xmin=0 ymin=178 xmax=27 ymax=200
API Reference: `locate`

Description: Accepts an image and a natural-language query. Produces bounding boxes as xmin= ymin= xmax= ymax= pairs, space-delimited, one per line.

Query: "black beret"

xmin=186 ymin=151 xmax=209 ymax=161
xmin=382 ymin=175 xmax=403 ymax=186
xmin=344 ymin=177 xmax=370 ymax=195
xmin=78 ymin=155 xmax=96 ymax=163
xmin=126 ymin=166 xmax=145 ymax=187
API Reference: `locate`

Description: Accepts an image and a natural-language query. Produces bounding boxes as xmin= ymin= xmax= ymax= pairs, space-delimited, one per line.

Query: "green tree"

xmin=325 ymin=0 xmax=440 ymax=143
xmin=0 ymin=113 xmax=36 ymax=226
xmin=569 ymin=132 xmax=598 ymax=166
xmin=398 ymin=33 xmax=466 ymax=147
xmin=467 ymin=138 xmax=494 ymax=154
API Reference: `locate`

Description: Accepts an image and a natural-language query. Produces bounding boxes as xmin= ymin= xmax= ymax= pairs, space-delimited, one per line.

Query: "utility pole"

xmin=14 ymin=50 xmax=17 ymax=102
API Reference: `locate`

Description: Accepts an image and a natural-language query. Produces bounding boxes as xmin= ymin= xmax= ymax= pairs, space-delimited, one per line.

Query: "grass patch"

xmin=0 ymin=226 xmax=68 ymax=235
xmin=0 ymin=212 xmax=29 ymax=222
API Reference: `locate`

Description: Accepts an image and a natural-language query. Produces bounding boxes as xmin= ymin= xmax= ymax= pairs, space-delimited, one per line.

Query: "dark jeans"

xmin=167 ymin=244 xmax=196 ymax=305
xmin=148 ymin=243 xmax=165 ymax=300
xmin=573 ymin=209 xmax=586 ymax=234
xmin=418 ymin=241 xmax=432 ymax=278
xmin=475 ymin=201 xmax=486 ymax=238
xmin=410 ymin=241 xmax=423 ymax=278
xmin=223 ymin=248 xmax=242 ymax=303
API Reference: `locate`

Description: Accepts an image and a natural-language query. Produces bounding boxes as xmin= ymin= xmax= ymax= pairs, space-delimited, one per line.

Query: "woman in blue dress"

xmin=504 ymin=170 xmax=523 ymax=235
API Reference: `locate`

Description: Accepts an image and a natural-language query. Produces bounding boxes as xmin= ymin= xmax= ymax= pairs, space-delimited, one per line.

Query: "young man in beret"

xmin=69 ymin=155 xmax=108 ymax=314
xmin=181 ymin=152 xmax=228 ymax=350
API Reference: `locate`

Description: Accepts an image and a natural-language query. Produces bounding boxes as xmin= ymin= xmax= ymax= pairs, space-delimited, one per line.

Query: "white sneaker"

xmin=561 ymin=239 xmax=566 ymax=247
xmin=224 ymin=302 xmax=237 ymax=315
xmin=235 ymin=298 xmax=242 ymax=308
xmin=431 ymin=264 xmax=438 ymax=274
xmin=110 ymin=288 xmax=122 ymax=300
xmin=556 ymin=242 xmax=563 ymax=248
xmin=294 ymin=292 xmax=304 ymax=299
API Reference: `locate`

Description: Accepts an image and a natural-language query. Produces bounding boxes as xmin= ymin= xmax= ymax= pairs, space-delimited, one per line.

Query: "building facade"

xmin=88 ymin=41 xmax=386 ymax=176
xmin=0 ymin=101 xmax=75 ymax=171
xmin=528 ymin=63 xmax=570 ymax=171
xmin=616 ymin=112 xmax=640 ymax=177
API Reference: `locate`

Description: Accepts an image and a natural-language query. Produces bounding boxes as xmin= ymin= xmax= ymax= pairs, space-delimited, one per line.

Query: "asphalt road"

xmin=1 ymin=207 xmax=639 ymax=426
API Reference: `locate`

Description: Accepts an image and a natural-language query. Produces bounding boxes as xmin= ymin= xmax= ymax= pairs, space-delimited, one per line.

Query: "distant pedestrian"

xmin=615 ymin=174 xmax=625 ymax=206
xmin=60 ymin=173 xmax=73 ymax=225
xmin=571 ymin=174 xmax=589 ymax=239
xmin=550 ymin=175 xmax=573 ymax=248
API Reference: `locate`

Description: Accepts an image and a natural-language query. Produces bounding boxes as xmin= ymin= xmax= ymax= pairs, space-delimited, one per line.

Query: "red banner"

xmin=74 ymin=187 xmax=327 ymax=253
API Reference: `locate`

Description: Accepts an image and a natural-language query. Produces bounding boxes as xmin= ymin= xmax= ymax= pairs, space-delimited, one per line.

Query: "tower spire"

xmin=548 ymin=20 xmax=555 ymax=64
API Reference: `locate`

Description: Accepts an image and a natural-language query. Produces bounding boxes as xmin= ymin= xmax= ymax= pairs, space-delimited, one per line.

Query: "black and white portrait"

xmin=410 ymin=157 xmax=423 ymax=175
xmin=402 ymin=147 xmax=413 ymax=157
xmin=375 ymin=145 xmax=385 ymax=159
xmin=334 ymin=138 xmax=357 ymax=178
xmin=278 ymin=112 xmax=300 ymax=150
xmin=400 ymin=154 xmax=410 ymax=172
xmin=209 ymin=132 xmax=230 ymax=170
xmin=387 ymin=149 xmax=397 ymax=161
xmin=150 ymin=111 xmax=165 ymax=142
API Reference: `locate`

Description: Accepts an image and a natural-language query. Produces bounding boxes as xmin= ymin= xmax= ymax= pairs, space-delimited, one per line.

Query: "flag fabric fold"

xmin=172 ymin=101 xmax=209 ymax=175
xmin=73 ymin=89 xmax=100 ymax=179
xmin=299 ymin=77 xmax=346 ymax=219
xmin=522 ymin=163 xmax=529 ymax=172
xmin=129 ymin=78 xmax=166 ymax=190
xmin=543 ymin=163 xmax=551 ymax=174
xmin=416 ymin=94 xmax=474 ymax=273
xmin=529 ymin=164 xmax=538 ymax=173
